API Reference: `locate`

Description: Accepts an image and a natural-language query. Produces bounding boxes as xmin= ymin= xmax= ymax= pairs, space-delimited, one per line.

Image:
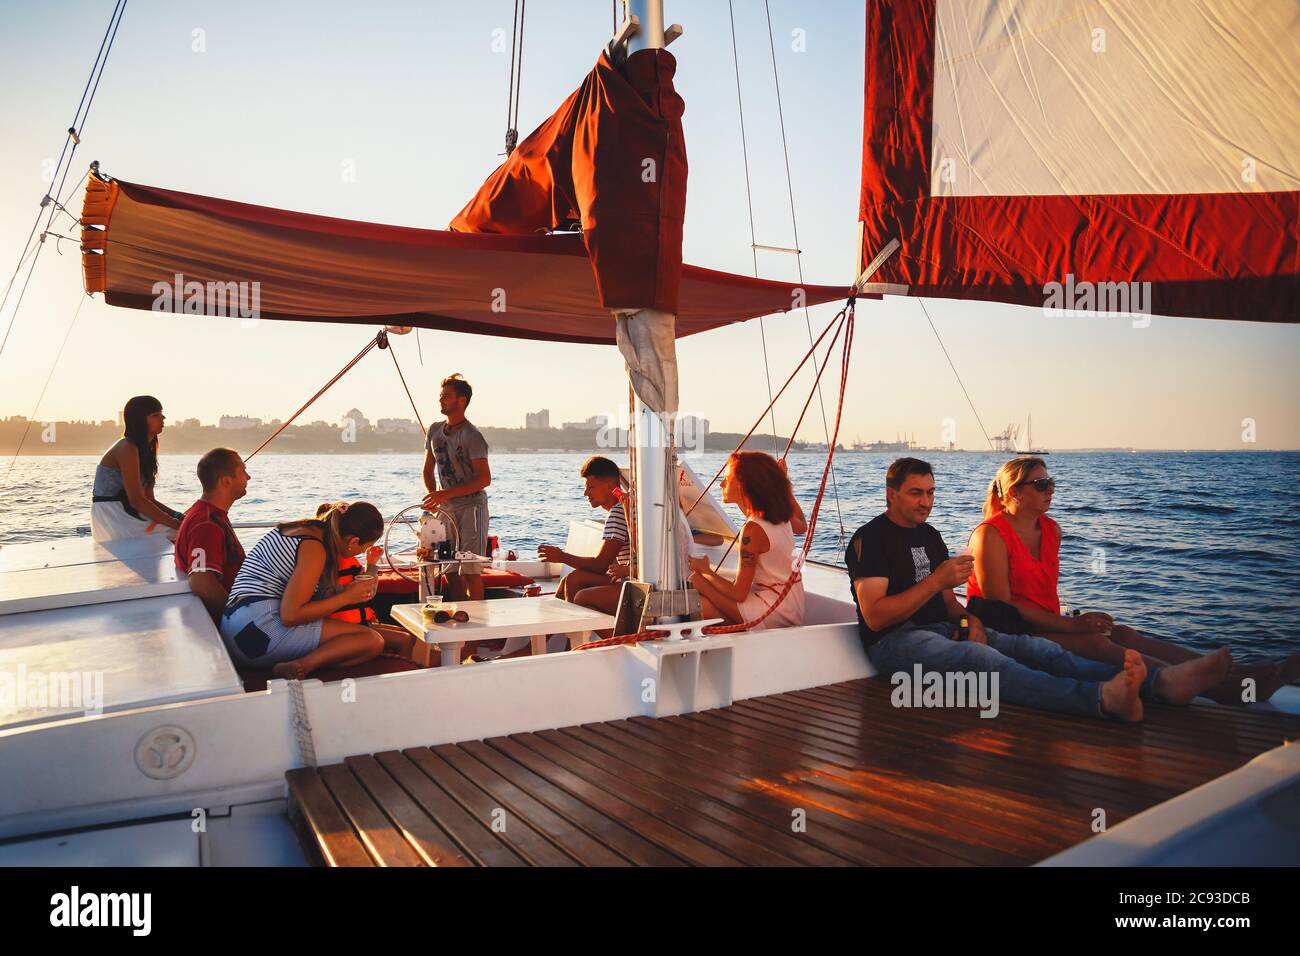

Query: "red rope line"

xmin=388 ymin=342 xmax=426 ymax=435
xmin=684 ymin=304 xmax=847 ymax=521
xmin=244 ymin=334 xmax=382 ymax=460
xmin=579 ymin=300 xmax=856 ymax=650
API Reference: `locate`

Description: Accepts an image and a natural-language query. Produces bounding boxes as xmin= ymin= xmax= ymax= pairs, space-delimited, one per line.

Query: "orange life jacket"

xmin=330 ymin=556 xmax=378 ymax=624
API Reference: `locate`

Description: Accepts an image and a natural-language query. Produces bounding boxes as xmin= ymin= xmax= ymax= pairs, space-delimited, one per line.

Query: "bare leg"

xmin=1036 ymin=631 xmax=1128 ymax=666
xmin=464 ymin=573 xmax=484 ymax=602
xmin=1153 ymin=647 xmax=1233 ymax=704
xmin=693 ymin=574 xmax=745 ymax=625
xmin=371 ymin=623 xmax=417 ymax=659
xmin=271 ymin=620 xmax=385 ymax=680
xmin=573 ymin=584 xmax=622 ymax=616
xmin=1108 ymin=624 xmax=1201 ymax=665
xmin=558 ymin=570 xmax=608 ymax=603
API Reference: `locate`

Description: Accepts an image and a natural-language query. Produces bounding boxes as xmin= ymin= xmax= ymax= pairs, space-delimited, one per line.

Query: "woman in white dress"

xmin=90 ymin=395 xmax=184 ymax=541
xmin=687 ymin=451 xmax=807 ymax=631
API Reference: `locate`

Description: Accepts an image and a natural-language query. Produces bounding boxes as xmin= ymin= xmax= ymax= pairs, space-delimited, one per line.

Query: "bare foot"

xmin=1154 ymin=647 xmax=1232 ymax=705
xmin=271 ymin=660 xmax=306 ymax=681
xmin=1101 ymin=650 xmax=1145 ymax=722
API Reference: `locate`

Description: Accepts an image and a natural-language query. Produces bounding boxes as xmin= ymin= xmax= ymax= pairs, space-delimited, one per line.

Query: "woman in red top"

xmin=968 ymin=457 xmax=1293 ymax=704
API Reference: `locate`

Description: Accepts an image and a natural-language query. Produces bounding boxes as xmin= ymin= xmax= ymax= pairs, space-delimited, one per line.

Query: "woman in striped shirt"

xmin=221 ymin=501 xmax=414 ymax=679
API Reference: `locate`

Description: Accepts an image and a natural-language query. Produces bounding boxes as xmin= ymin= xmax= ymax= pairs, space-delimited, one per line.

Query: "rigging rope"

xmin=917 ymin=297 xmax=995 ymax=451
xmin=726 ymin=0 xmax=779 ymax=453
xmin=503 ymin=0 xmax=527 ymax=154
xmin=387 ymin=339 xmax=426 ymax=435
xmin=243 ymin=334 xmax=383 ymax=461
xmin=684 ymin=305 xmax=847 ymax=520
xmin=763 ymin=0 xmax=846 ymax=545
xmin=1 ymin=293 xmax=90 ymax=492
xmin=0 ymin=0 xmax=126 ymax=364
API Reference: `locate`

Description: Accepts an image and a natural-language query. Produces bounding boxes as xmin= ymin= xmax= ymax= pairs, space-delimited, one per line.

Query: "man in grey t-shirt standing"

xmin=422 ymin=373 xmax=491 ymax=601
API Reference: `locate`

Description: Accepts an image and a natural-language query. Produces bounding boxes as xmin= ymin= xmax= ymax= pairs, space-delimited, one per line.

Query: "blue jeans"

xmin=867 ymin=622 xmax=1162 ymax=719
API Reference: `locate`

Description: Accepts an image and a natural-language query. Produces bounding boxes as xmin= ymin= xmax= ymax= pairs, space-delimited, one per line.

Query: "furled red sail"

xmin=452 ymin=48 xmax=687 ymax=315
xmin=858 ymin=0 xmax=1299 ymax=323
xmin=79 ymin=176 xmax=849 ymax=345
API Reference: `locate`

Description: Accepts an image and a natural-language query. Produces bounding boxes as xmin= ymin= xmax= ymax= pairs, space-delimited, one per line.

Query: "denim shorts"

xmin=220 ymin=598 xmax=323 ymax=667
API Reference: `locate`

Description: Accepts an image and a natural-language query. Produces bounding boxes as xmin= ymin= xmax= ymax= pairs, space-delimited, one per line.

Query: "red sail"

xmin=452 ymin=48 xmax=688 ymax=314
xmin=858 ymin=0 xmax=1298 ymax=323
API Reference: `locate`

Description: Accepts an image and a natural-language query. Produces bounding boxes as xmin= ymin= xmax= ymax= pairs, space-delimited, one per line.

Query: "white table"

xmin=391 ymin=597 xmax=615 ymax=667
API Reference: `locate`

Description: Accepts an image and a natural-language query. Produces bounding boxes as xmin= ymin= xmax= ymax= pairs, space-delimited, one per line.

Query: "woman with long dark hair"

xmin=686 ymin=451 xmax=807 ymax=630
xmin=91 ymin=395 xmax=185 ymax=540
xmin=220 ymin=501 xmax=416 ymax=680
xmin=968 ymin=456 xmax=1297 ymax=704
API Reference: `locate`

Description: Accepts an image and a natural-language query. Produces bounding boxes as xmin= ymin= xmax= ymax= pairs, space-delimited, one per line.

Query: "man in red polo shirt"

xmin=175 ymin=448 xmax=250 ymax=622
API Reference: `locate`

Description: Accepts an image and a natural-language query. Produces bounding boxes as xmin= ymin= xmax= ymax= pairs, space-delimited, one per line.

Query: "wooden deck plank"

xmin=342 ymin=755 xmax=473 ymax=867
xmin=753 ymin=687 xmax=1215 ymax=801
xmin=599 ymin=716 xmax=938 ymax=866
xmin=317 ymin=764 xmax=426 ymax=867
xmin=431 ymin=743 xmax=629 ymax=866
xmin=650 ymin=711 xmax=1029 ymax=865
xmin=459 ymin=739 xmax=684 ymax=866
xmin=285 ymin=767 xmax=375 ymax=868
xmin=289 ymin=677 xmax=1296 ymax=867
xmin=489 ymin=735 xmax=734 ymax=866
xmin=540 ymin=727 xmax=831 ymax=866
xmin=405 ymin=747 xmax=577 ymax=867
xmin=374 ymin=750 xmax=527 ymax=867
xmin=576 ymin=721 xmax=863 ymax=866
xmin=740 ymin=691 xmax=1181 ymax=815
xmin=457 ymin=738 xmax=681 ymax=868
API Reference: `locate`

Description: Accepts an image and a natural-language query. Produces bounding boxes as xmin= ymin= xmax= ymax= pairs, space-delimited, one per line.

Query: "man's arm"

xmin=188 ymin=571 xmax=228 ymax=624
xmin=422 ymin=433 xmax=438 ymax=494
xmin=441 ymin=458 xmax=491 ymax=499
xmin=540 ymin=537 xmax=621 ymax=573
xmin=853 ymin=575 xmax=943 ymax=633
xmin=853 ymin=553 xmax=973 ymax=632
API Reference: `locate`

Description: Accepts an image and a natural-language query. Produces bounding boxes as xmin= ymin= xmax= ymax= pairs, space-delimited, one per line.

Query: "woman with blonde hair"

xmin=687 ymin=451 xmax=807 ymax=630
xmin=967 ymin=457 xmax=1293 ymax=704
xmin=220 ymin=501 xmax=415 ymax=680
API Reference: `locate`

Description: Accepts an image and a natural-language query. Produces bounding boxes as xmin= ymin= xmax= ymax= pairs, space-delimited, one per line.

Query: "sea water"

xmin=1 ymin=450 xmax=1296 ymax=662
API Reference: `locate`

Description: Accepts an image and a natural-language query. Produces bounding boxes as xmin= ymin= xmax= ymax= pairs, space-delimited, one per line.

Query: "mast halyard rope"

xmin=0 ymin=0 xmax=127 ymax=364
xmin=0 ymin=292 xmax=90 ymax=493
xmin=917 ymin=297 xmax=996 ymax=451
xmin=504 ymin=0 xmax=527 ymax=154
xmin=727 ymin=0 xmax=780 ymax=454
xmin=763 ymin=0 xmax=846 ymax=546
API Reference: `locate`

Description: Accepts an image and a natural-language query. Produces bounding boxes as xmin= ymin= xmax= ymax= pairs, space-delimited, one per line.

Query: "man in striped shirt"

xmin=539 ymin=456 xmax=630 ymax=614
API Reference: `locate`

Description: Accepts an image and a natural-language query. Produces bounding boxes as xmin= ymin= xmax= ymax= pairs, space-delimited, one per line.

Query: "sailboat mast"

xmin=622 ymin=0 xmax=684 ymax=600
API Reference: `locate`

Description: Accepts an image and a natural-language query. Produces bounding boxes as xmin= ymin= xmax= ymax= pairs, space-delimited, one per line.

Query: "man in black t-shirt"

xmin=845 ymin=458 xmax=1229 ymax=721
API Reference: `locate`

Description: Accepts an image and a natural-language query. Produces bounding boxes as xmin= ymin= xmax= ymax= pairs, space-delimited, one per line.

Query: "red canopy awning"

xmin=80 ymin=176 xmax=852 ymax=345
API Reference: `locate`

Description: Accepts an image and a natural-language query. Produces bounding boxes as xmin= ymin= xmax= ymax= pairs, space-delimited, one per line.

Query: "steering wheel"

xmin=384 ymin=504 xmax=460 ymax=585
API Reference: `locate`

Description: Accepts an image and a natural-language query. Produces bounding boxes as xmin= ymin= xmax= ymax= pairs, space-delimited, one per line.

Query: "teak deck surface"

xmin=286 ymin=678 xmax=1300 ymax=866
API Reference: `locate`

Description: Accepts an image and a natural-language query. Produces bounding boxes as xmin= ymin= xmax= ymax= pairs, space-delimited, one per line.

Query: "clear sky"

xmin=1 ymin=0 xmax=1296 ymax=450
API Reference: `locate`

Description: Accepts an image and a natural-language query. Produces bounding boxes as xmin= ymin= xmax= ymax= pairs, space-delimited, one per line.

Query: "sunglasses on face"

xmin=1014 ymin=477 xmax=1056 ymax=493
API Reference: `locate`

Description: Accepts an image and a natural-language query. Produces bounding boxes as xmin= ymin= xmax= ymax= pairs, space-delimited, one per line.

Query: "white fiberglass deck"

xmin=0 ymin=534 xmax=186 ymax=616
xmin=0 ymin=592 xmax=243 ymax=729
